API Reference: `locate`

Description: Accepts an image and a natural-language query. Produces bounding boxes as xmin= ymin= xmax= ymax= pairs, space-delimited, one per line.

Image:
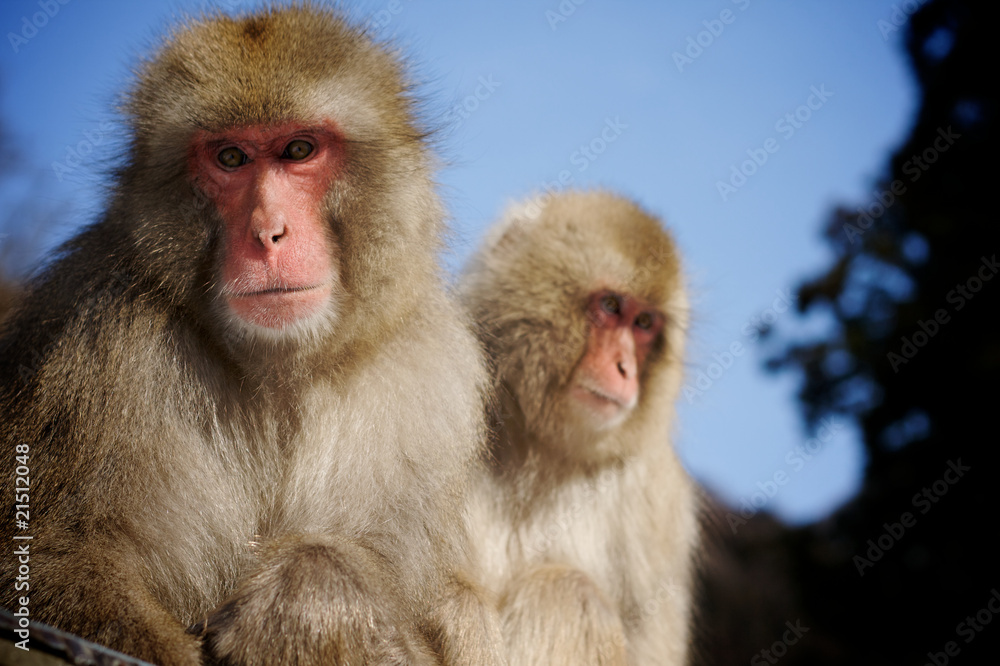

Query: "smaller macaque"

xmin=461 ymin=190 xmax=698 ymax=665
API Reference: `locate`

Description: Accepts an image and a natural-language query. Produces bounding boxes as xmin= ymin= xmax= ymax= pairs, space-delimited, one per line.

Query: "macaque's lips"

xmin=570 ymin=382 xmax=635 ymax=421
xmin=226 ymin=282 xmax=332 ymax=329
xmin=245 ymin=285 xmax=318 ymax=296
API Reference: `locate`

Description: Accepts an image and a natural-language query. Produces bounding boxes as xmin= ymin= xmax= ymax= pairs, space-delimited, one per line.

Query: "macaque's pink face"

xmin=569 ymin=291 xmax=664 ymax=429
xmin=190 ymin=123 xmax=342 ymax=333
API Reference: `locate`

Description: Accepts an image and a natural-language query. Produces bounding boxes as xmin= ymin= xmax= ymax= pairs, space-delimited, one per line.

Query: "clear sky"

xmin=0 ymin=0 xmax=917 ymax=524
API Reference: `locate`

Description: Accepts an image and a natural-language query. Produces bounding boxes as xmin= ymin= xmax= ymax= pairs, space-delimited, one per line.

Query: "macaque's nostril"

xmin=257 ymin=228 xmax=285 ymax=247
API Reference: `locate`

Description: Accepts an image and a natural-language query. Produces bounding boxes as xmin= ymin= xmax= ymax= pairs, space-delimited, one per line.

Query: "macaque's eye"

xmin=635 ymin=312 xmax=654 ymax=330
xmin=282 ymin=140 xmax=314 ymax=160
xmin=600 ymin=294 xmax=621 ymax=315
xmin=217 ymin=147 xmax=248 ymax=168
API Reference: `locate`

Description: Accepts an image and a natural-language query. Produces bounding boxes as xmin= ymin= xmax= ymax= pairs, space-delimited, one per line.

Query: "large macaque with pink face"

xmin=461 ymin=191 xmax=698 ymax=665
xmin=0 ymin=7 xmax=503 ymax=666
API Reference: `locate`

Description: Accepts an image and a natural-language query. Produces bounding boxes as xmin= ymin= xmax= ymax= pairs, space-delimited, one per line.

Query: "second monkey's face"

xmin=517 ymin=285 xmax=667 ymax=461
xmin=566 ymin=289 xmax=664 ymax=431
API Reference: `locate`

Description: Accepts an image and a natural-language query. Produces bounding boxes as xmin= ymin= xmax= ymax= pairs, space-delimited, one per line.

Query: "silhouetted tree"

xmin=697 ymin=1 xmax=997 ymax=664
xmin=772 ymin=0 xmax=997 ymax=662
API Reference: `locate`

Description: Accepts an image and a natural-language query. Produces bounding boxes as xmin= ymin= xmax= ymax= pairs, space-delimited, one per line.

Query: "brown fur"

xmin=0 ymin=6 xmax=502 ymax=665
xmin=461 ymin=191 xmax=698 ymax=665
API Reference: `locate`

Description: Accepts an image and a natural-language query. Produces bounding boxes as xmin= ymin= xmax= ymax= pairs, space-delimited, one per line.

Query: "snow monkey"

xmin=0 ymin=6 xmax=504 ymax=665
xmin=461 ymin=190 xmax=698 ymax=665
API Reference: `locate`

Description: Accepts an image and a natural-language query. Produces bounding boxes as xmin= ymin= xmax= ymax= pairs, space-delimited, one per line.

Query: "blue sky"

xmin=0 ymin=0 xmax=918 ymax=524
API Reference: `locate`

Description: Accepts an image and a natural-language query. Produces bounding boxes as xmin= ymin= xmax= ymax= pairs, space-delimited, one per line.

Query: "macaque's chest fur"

xmin=473 ymin=462 xmax=641 ymax=603
xmin=146 ymin=376 xmax=432 ymax=620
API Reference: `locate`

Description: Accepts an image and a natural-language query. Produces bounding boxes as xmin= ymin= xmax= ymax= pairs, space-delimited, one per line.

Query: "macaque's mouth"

xmin=235 ymin=285 xmax=323 ymax=297
xmin=571 ymin=383 xmax=635 ymax=412
xmin=579 ymin=385 xmax=623 ymax=405
xmin=225 ymin=283 xmax=332 ymax=329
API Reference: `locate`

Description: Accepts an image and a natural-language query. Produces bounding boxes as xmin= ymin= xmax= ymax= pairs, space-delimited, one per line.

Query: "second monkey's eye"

xmin=217 ymin=147 xmax=248 ymax=168
xmin=635 ymin=312 xmax=654 ymax=330
xmin=600 ymin=294 xmax=621 ymax=315
xmin=281 ymin=139 xmax=314 ymax=160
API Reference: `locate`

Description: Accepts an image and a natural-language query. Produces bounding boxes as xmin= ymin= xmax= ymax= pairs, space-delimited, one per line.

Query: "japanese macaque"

xmin=0 ymin=7 xmax=503 ymax=666
xmin=461 ymin=191 xmax=698 ymax=665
